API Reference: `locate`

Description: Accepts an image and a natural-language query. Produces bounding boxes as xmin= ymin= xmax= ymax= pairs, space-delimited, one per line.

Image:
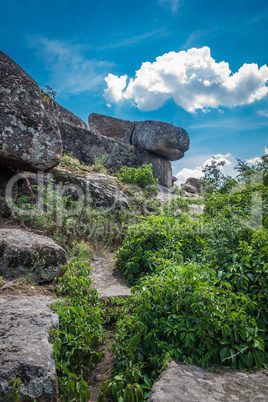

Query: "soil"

xmin=87 ymin=331 xmax=116 ymax=402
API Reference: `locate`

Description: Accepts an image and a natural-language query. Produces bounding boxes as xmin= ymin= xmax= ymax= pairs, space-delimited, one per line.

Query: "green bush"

xmin=102 ymin=265 xmax=267 ymax=401
xmin=117 ymin=164 xmax=158 ymax=195
xmin=51 ymin=260 xmax=105 ymax=402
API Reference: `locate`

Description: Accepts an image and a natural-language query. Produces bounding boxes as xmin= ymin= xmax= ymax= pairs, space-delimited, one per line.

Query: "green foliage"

xmin=117 ymin=164 xmax=158 ymax=195
xmin=60 ymin=153 xmax=108 ymax=174
xmin=7 ymin=378 xmax=22 ymax=401
xmin=51 ymin=259 xmax=106 ymax=401
xmin=41 ymin=85 xmax=56 ymax=102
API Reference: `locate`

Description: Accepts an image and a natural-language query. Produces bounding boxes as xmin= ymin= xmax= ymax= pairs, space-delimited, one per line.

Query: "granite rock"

xmin=0 ymin=296 xmax=58 ymax=401
xmin=148 ymin=361 xmax=268 ymax=402
xmin=0 ymin=51 xmax=62 ymax=172
xmin=0 ymin=229 xmax=67 ymax=283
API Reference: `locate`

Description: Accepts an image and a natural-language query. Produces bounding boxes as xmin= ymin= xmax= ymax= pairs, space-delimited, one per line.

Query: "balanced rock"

xmin=0 ymin=51 xmax=62 ymax=172
xmin=0 ymin=296 xmax=58 ymax=401
xmin=148 ymin=361 xmax=268 ymax=402
xmin=0 ymin=229 xmax=67 ymax=283
xmin=132 ymin=121 xmax=189 ymax=161
xmin=88 ymin=113 xmax=190 ymax=162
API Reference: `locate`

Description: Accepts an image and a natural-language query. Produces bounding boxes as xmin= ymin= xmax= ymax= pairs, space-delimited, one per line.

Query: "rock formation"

xmin=0 ymin=229 xmax=67 ymax=283
xmin=181 ymin=177 xmax=201 ymax=194
xmin=148 ymin=361 xmax=268 ymax=401
xmin=0 ymin=296 xmax=58 ymax=401
xmin=0 ymin=51 xmax=62 ymax=172
xmin=0 ymin=50 xmax=190 ymax=188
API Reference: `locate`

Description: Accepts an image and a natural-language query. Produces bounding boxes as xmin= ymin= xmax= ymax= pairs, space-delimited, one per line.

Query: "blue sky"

xmin=1 ymin=0 xmax=268 ymax=183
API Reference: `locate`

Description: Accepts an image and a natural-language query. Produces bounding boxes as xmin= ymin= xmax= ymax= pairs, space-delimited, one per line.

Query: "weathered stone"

xmin=148 ymin=361 xmax=268 ymax=402
xmin=88 ymin=114 xmax=190 ymax=162
xmin=132 ymin=120 xmax=189 ymax=161
xmin=0 ymin=229 xmax=67 ymax=283
xmin=88 ymin=113 xmax=134 ymax=144
xmin=46 ymin=167 xmax=130 ymax=210
xmin=184 ymin=177 xmax=201 ymax=194
xmin=0 ymin=296 xmax=58 ymax=401
xmin=59 ymin=122 xmax=173 ymax=187
xmin=44 ymin=98 xmax=89 ymax=130
xmin=0 ymin=51 xmax=62 ymax=172
xmin=90 ymin=255 xmax=131 ymax=299
xmin=181 ymin=183 xmax=197 ymax=194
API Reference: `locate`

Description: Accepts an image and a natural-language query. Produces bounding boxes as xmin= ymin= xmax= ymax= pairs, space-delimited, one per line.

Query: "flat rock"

xmin=0 ymin=51 xmax=62 ymax=172
xmin=0 ymin=229 xmax=67 ymax=283
xmin=0 ymin=296 xmax=58 ymax=401
xmin=132 ymin=120 xmax=189 ymax=161
xmin=90 ymin=255 xmax=131 ymax=299
xmin=148 ymin=361 xmax=268 ymax=402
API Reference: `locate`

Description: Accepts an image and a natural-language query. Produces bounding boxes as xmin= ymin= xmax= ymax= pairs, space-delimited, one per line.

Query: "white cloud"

xmin=29 ymin=36 xmax=112 ymax=95
xmin=104 ymin=46 xmax=268 ymax=112
xmin=246 ymin=146 xmax=268 ymax=164
xmin=175 ymin=153 xmax=232 ymax=185
xmin=159 ymin=0 xmax=182 ymax=13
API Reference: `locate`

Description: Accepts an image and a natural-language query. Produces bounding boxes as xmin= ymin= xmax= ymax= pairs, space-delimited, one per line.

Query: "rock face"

xmin=181 ymin=177 xmax=201 ymax=194
xmin=0 ymin=51 xmax=190 ymax=188
xmin=132 ymin=120 xmax=189 ymax=161
xmin=148 ymin=361 xmax=268 ymax=402
xmin=0 ymin=51 xmax=62 ymax=172
xmin=88 ymin=113 xmax=190 ymax=162
xmin=0 ymin=229 xmax=67 ymax=283
xmin=46 ymin=167 xmax=130 ymax=210
xmin=0 ymin=296 xmax=58 ymax=401
xmin=60 ymin=122 xmax=173 ymax=187
xmin=88 ymin=113 xmax=134 ymax=144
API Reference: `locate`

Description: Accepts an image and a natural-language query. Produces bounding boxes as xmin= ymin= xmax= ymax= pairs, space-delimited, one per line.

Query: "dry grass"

xmin=0 ymin=276 xmax=58 ymax=297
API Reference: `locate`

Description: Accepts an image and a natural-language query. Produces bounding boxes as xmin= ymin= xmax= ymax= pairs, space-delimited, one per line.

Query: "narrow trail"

xmin=89 ymin=254 xmax=131 ymax=299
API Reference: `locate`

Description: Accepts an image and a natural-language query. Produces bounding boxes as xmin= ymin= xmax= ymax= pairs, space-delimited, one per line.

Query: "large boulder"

xmin=148 ymin=361 xmax=268 ymax=402
xmin=88 ymin=113 xmax=134 ymax=144
xmin=132 ymin=120 xmax=189 ymax=161
xmin=0 ymin=229 xmax=67 ymax=283
xmin=0 ymin=296 xmax=58 ymax=401
xmin=181 ymin=177 xmax=201 ymax=194
xmin=88 ymin=113 xmax=190 ymax=162
xmin=0 ymin=51 xmax=62 ymax=172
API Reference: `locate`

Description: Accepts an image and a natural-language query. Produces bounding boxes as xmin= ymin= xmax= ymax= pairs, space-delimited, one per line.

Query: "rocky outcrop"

xmin=0 ymin=296 xmax=58 ymax=401
xmin=0 ymin=51 xmax=62 ymax=172
xmin=148 ymin=361 xmax=268 ymax=401
xmin=0 ymin=229 xmax=67 ymax=283
xmin=88 ymin=113 xmax=134 ymax=144
xmin=59 ymin=122 xmax=173 ymax=187
xmin=132 ymin=120 xmax=189 ymax=161
xmin=88 ymin=113 xmax=190 ymax=161
xmin=46 ymin=167 xmax=130 ymax=210
xmin=0 ymin=51 xmax=190 ymax=188
xmin=181 ymin=177 xmax=202 ymax=194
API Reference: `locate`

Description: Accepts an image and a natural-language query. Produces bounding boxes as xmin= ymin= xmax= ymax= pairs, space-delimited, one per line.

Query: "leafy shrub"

xmin=51 ymin=259 xmax=105 ymax=401
xmin=117 ymin=164 xmax=158 ymax=195
xmin=102 ymin=265 xmax=266 ymax=401
xmin=115 ymin=214 xmax=205 ymax=285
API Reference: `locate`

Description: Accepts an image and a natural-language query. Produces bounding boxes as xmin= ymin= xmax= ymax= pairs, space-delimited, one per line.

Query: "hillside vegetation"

xmin=3 ymin=156 xmax=268 ymax=402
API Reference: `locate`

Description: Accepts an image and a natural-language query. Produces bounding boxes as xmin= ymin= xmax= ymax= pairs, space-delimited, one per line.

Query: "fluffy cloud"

xmin=175 ymin=153 xmax=232 ymax=185
xmin=104 ymin=47 xmax=268 ymax=112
